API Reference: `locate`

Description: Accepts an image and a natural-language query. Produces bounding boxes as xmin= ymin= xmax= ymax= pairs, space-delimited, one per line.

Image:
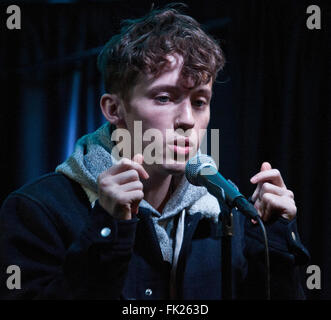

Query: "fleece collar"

xmin=56 ymin=123 xmax=221 ymax=262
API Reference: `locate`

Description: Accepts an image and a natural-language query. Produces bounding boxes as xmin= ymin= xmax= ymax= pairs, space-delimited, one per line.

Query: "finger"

xmin=251 ymin=162 xmax=272 ymax=202
xmin=251 ymin=184 xmax=261 ymax=202
xmin=116 ymin=189 xmax=144 ymax=206
xmin=250 ymin=168 xmax=286 ymax=188
xmin=260 ymin=193 xmax=297 ymax=222
xmin=127 ymin=189 xmax=144 ymax=202
xmin=120 ymin=180 xmax=144 ymax=192
xmin=259 ymin=182 xmax=293 ymax=199
xmin=113 ymin=169 xmax=141 ymax=185
xmin=100 ymin=169 xmax=139 ymax=186
xmin=110 ymin=157 xmax=149 ymax=179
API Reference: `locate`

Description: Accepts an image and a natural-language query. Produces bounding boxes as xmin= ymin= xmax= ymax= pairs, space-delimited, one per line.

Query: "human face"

xmin=121 ymin=54 xmax=212 ymax=176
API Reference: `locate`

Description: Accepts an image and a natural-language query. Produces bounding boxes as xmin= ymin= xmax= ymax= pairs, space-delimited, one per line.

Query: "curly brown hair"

xmin=97 ymin=3 xmax=226 ymax=100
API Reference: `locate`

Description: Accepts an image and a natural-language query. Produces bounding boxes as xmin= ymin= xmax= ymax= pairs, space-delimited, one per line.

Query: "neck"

xmin=142 ymin=168 xmax=181 ymax=213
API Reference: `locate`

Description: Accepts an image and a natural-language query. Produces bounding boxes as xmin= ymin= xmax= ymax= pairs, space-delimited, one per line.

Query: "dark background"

xmin=0 ymin=0 xmax=330 ymax=299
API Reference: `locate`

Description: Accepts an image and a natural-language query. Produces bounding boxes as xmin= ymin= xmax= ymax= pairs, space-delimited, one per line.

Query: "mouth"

xmin=168 ymin=138 xmax=194 ymax=156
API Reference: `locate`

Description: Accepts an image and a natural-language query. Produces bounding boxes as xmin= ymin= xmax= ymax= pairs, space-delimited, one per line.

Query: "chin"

xmin=161 ymin=162 xmax=187 ymax=176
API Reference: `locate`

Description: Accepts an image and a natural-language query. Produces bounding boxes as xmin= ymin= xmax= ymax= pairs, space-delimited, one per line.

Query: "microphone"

xmin=185 ymin=154 xmax=259 ymax=220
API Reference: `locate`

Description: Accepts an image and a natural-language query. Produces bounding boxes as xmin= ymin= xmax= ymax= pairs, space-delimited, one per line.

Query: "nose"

xmin=174 ymin=98 xmax=195 ymax=131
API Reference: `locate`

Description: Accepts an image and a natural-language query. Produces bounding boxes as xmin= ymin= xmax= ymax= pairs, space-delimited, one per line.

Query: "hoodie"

xmin=55 ymin=123 xmax=221 ymax=296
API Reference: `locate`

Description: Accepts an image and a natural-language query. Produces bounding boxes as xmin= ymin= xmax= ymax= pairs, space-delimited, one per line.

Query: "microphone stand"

xmin=217 ymin=195 xmax=270 ymax=300
xmin=186 ymin=159 xmax=270 ymax=300
xmin=217 ymin=198 xmax=234 ymax=300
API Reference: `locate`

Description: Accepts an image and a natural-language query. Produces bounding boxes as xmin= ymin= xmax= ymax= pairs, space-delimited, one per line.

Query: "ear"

xmin=100 ymin=93 xmax=126 ymax=128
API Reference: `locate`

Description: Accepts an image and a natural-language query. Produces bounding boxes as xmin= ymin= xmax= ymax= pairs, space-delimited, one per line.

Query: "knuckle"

xmin=262 ymin=193 xmax=275 ymax=205
xmin=137 ymin=190 xmax=144 ymax=199
xmin=129 ymin=169 xmax=139 ymax=179
xmin=272 ymin=168 xmax=280 ymax=176
xmin=287 ymin=190 xmax=294 ymax=198
xmin=261 ymin=182 xmax=271 ymax=193
xmin=97 ymin=173 xmax=106 ymax=184
xmin=136 ymin=181 xmax=143 ymax=189
xmin=121 ymin=158 xmax=131 ymax=167
xmin=261 ymin=192 xmax=270 ymax=202
xmin=98 ymin=178 xmax=108 ymax=189
xmin=102 ymin=187 xmax=115 ymax=200
xmin=290 ymin=202 xmax=297 ymax=213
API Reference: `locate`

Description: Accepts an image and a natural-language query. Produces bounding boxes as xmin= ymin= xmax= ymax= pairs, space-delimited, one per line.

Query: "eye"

xmin=155 ymin=95 xmax=171 ymax=104
xmin=193 ymin=99 xmax=207 ymax=107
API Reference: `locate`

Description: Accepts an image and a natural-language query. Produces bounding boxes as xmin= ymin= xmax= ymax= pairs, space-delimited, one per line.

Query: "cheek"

xmin=195 ymin=111 xmax=210 ymax=143
xmin=195 ymin=110 xmax=210 ymax=129
xmin=140 ymin=109 xmax=174 ymax=131
xmin=130 ymin=100 xmax=171 ymax=128
xmin=141 ymin=119 xmax=170 ymax=135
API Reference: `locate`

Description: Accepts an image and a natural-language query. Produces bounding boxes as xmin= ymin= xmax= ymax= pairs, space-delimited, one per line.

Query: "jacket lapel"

xmin=136 ymin=207 xmax=166 ymax=266
xmin=175 ymin=212 xmax=202 ymax=298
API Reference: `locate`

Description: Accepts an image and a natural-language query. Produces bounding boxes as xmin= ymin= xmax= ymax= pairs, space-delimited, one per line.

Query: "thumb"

xmin=260 ymin=161 xmax=272 ymax=172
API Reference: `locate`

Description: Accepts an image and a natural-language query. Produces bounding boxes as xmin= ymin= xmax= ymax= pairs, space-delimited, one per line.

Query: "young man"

xmin=0 ymin=6 xmax=309 ymax=299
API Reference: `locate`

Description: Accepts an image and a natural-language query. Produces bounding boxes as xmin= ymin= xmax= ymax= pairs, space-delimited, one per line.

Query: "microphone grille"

xmin=185 ymin=154 xmax=217 ymax=185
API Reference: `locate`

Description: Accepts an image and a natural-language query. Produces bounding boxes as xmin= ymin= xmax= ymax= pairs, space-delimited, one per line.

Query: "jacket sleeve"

xmin=239 ymin=215 xmax=310 ymax=299
xmin=0 ymin=194 xmax=137 ymax=299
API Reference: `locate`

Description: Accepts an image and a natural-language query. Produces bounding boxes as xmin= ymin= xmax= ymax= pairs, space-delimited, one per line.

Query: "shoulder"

xmin=2 ymin=172 xmax=90 ymax=216
xmin=13 ymin=172 xmax=78 ymax=195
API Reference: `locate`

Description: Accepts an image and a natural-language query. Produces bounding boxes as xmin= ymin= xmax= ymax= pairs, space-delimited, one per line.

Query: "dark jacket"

xmin=0 ymin=172 xmax=310 ymax=300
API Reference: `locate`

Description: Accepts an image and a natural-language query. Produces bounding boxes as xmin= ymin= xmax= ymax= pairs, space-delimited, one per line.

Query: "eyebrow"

xmin=147 ymin=85 xmax=212 ymax=99
xmin=147 ymin=85 xmax=181 ymax=95
xmin=194 ymin=88 xmax=212 ymax=100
